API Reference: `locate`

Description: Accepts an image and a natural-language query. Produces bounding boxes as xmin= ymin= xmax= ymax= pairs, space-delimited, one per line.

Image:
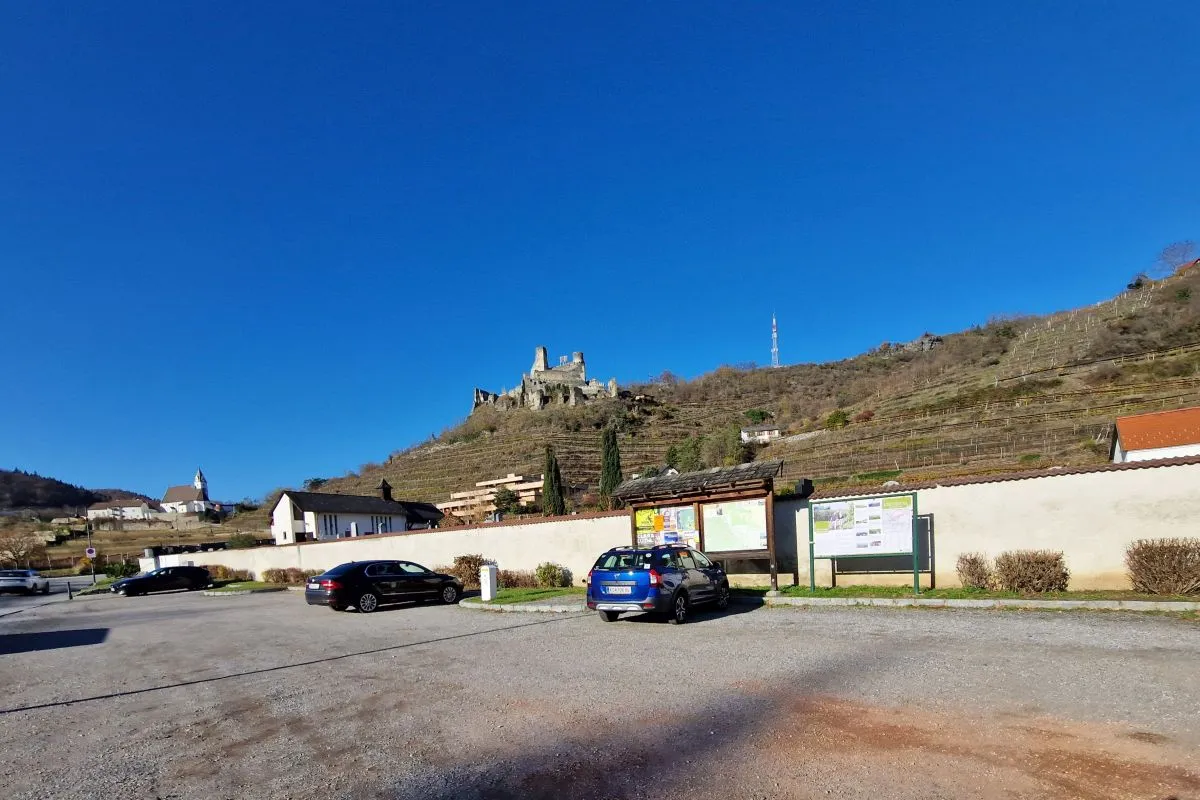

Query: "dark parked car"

xmin=110 ymin=566 xmax=212 ymax=596
xmin=305 ymin=560 xmax=463 ymax=612
xmin=586 ymin=545 xmax=730 ymax=624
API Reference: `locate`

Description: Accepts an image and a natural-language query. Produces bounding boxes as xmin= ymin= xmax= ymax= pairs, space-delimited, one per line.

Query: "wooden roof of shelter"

xmin=614 ymin=460 xmax=784 ymax=503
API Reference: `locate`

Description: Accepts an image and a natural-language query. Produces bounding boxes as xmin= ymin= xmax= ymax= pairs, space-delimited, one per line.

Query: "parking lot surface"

xmin=1 ymin=592 xmax=1197 ymax=799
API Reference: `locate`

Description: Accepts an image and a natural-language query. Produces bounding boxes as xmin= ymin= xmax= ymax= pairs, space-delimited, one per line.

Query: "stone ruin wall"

xmin=473 ymin=346 xmax=618 ymax=412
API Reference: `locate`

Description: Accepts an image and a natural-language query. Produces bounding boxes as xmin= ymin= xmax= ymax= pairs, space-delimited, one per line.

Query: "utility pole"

xmin=771 ymin=313 xmax=780 ymax=368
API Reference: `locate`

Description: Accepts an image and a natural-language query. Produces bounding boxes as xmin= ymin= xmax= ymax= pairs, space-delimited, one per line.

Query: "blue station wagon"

xmin=586 ymin=545 xmax=730 ymax=624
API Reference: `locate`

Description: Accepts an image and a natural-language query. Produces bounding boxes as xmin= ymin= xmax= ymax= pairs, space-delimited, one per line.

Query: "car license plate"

xmin=606 ymin=585 xmax=632 ymax=595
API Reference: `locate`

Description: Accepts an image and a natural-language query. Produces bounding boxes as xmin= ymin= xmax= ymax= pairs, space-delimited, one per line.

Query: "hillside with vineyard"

xmin=313 ymin=256 xmax=1200 ymax=510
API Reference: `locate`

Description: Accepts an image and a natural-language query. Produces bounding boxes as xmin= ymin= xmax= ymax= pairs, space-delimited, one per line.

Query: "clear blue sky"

xmin=2 ymin=1 xmax=1197 ymax=501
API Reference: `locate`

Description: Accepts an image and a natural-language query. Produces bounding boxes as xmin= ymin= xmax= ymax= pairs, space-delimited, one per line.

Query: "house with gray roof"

xmin=269 ymin=479 xmax=444 ymax=544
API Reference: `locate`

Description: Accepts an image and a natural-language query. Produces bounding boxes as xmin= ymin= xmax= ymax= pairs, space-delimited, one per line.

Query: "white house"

xmin=269 ymin=480 xmax=444 ymax=545
xmin=1111 ymin=406 xmax=1200 ymax=463
xmin=161 ymin=468 xmax=216 ymax=514
xmin=86 ymin=499 xmax=162 ymax=520
xmin=740 ymin=424 xmax=782 ymax=444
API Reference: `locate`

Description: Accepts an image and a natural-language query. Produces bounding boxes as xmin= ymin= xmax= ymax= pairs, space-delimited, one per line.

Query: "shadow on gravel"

xmin=385 ymin=652 xmax=879 ymax=800
xmin=616 ymin=600 xmax=761 ymax=625
xmin=0 ymin=613 xmax=590 ymax=715
xmin=0 ymin=628 xmax=109 ymax=655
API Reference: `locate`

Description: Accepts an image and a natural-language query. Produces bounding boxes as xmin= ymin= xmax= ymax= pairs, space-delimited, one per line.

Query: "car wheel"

xmin=357 ymin=592 xmax=379 ymax=613
xmin=600 ymin=610 xmax=620 ymax=622
xmin=715 ymin=584 xmax=730 ymax=610
xmin=668 ymin=592 xmax=689 ymax=625
xmin=439 ymin=585 xmax=460 ymax=604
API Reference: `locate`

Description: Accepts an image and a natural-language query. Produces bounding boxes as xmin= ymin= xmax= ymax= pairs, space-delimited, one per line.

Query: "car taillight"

xmin=648 ymin=568 xmax=662 ymax=587
xmin=319 ymin=579 xmax=342 ymax=590
xmin=586 ymin=569 xmax=594 ymax=585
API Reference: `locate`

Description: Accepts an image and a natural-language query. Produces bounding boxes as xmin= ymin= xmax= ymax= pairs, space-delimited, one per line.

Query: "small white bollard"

xmin=480 ymin=564 xmax=498 ymax=602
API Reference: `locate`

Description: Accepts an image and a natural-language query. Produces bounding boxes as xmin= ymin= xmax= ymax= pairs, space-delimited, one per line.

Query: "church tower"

xmin=194 ymin=467 xmax=208 ymax=499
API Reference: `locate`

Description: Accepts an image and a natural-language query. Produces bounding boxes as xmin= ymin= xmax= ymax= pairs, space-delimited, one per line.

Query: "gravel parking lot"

xmin=1 ymin=592 xmax=1197 ymax=799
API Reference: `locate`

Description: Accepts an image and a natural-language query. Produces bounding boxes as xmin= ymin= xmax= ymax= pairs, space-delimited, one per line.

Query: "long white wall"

xmin=778 ymin=460 xmax=1200 ymax=589
xmin=164 ymin=512 xmax=631 ymax=583
xmin=162 ymin=461 xmax=1200 ymax=590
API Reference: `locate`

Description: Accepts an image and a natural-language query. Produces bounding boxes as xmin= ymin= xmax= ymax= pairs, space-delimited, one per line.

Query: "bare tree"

xmin=0 ymin=531 xmax=48 ymax=567
xmin=1152 ymin=241 xmax=1197 ymax=278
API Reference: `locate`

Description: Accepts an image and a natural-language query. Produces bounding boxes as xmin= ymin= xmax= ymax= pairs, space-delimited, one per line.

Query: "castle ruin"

xmin=473 ymin=346 xmax=618 ymax=412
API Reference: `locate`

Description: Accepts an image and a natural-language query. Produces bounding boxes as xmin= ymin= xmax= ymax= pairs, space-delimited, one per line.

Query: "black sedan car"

xmin=111 ymin=566 xmax=212 ymax=596
xmin=305 ymin=560 xmax=462 ymax=612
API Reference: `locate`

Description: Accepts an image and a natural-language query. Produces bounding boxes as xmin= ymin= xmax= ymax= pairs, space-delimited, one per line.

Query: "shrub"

xmin=498 ymin=569 xmax=539 ymax=588
xmin=227 ymin=533 xmax=259 ymax=549
xmin=852 ymin=409 xmax=875 ymax=423
xmin=994 ymin=550 xmax=1069 ymax=593
xmin=104 ymin=561 xmax=140 ymax=579
xmin=75 ymin=556 xmax=95 ymax=575
xmin=262 ymin=567 xmax=321 ymax=584
xmin=207 ymin=564 xmax=253 ymax=581
xmin=534 ymin=562 xmax=570 ymax=588
xmin=955 ymin=553 xmax=994 ymax=590
xmin=1125 ymin=538 xmax=1200 ymax=595
xmin=263 ymin=568 xmax=288 ymax=584
xmin=824 ymin=410 xmax=849 ymax=430
xmin=447 ymin=554 xmax=493 ymax=589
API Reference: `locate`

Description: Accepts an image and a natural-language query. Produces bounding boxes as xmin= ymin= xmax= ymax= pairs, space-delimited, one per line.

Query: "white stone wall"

xmin=165 ymin=462 xmax=1200 ymax=590
xmin=169 ymin=512 xmax=632 ymax=582
xmin=781 ymin=460 xmax=1200 ymax=589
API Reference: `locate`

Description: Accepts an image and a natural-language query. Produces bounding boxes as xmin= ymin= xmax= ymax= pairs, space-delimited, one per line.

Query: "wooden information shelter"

xmin=613 ymin=460 xmax=785 ymax=591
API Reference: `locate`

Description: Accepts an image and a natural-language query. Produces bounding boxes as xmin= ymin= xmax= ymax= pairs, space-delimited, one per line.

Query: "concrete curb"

xmin=764 ymin=597 xmax=1200 ymax=612
xmin=201 ymin=587 xmax=288 ymax=597
xmin=459 ymin=598 xmax=585 ymax=613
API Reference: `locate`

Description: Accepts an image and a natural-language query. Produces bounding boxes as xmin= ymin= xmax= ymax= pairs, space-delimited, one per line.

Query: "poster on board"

xmin=701 ymin=497 xmax=768 ymax=552
xmin=635 ymin=505 xmax=700 ymax=549
xmin=811 ymin=494 xmax=914 ymax=558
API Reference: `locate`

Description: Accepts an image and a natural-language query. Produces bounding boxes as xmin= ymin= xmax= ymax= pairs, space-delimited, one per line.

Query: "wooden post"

xmin=765 ymin=489 xmax=778 ymax=592
xmin=628 ymin=505 xmax=639 ymax=547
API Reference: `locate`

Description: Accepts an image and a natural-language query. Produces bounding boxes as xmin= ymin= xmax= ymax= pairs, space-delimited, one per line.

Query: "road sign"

xmin=85 ymin=547 xmax=97 ymax=558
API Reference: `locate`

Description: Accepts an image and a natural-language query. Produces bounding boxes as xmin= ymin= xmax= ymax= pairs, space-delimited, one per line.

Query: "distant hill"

xmin=0 ymin=469 xmax=153 ymax=514
xmin=305 ymin=255 xmax=1200 ymax=510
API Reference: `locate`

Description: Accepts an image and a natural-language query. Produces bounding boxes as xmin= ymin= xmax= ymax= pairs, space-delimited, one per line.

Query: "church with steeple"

xmin=161 ymin=468 xmax=215 ymax=514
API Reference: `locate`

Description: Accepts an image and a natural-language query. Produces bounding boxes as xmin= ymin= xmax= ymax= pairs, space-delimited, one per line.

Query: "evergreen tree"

xmin=492 ymin=486 xmax=520 ymax=516
xmin=542 ymin=446 xmax=567 ymax=516
xmin=598 ymin=426 xmax=623 ymax=509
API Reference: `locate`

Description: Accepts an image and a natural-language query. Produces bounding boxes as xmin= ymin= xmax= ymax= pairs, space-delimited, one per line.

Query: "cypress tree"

xmin=542 ymin=445 xmax=567 ymax=516
xmin=599 ymin=426 xmax=623 ymax=509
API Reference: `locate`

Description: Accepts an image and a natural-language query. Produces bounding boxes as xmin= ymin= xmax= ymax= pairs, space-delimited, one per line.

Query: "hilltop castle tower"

xmin=473 ymin=346 xmax=618 ymax=412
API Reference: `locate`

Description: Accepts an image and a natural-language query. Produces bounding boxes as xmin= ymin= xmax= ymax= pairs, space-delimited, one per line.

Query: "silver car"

xmin=0 ymin=569 xmax=51 ymax=595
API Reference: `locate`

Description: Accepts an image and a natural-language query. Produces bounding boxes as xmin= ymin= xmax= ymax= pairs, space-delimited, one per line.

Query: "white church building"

xmin=161 ymin=468 xmax=216 ymax=514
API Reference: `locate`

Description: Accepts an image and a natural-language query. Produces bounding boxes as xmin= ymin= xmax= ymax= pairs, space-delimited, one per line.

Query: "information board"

xmin=635 ymin=505 xmax=700 ymax=549
xmin=701 ymin=498 xmax=768 ymax=552
xmin=811 ymin=494 xmax=915 ymax=558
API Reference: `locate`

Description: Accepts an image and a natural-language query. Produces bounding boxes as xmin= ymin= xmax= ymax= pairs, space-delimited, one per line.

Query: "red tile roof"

xmin=1115 ymin=406 xmax=1200 ymax=452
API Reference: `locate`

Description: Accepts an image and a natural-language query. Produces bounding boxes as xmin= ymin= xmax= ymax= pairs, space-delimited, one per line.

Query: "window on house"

xmin=293 ymin=503 xmax=303 ymax=521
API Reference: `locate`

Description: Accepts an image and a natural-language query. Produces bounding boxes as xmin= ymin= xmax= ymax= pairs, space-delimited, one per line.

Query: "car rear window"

xmin=593 ymin=551 xmax=667 ymax=570
xmin=323 ymin=563 xmax=360 ymax=576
